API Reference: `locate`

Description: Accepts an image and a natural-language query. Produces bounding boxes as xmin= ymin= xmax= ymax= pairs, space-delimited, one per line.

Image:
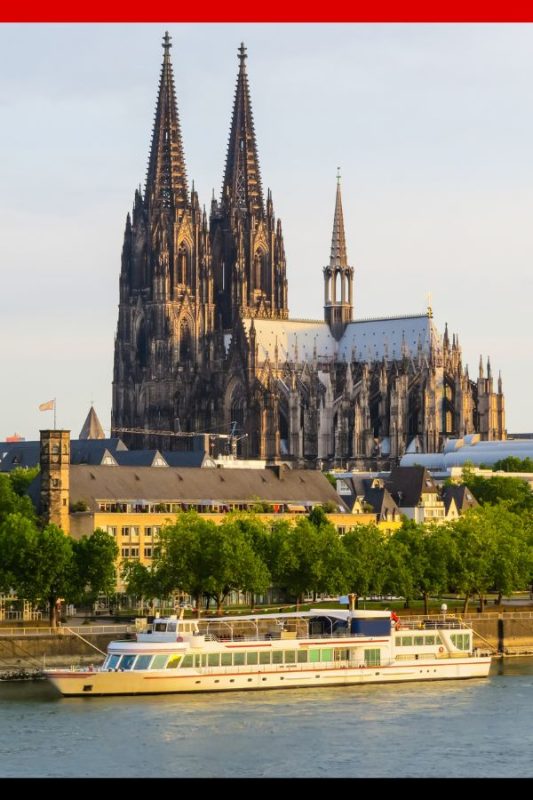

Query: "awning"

xmin=286 ymin=504 xmax=307 ymax=513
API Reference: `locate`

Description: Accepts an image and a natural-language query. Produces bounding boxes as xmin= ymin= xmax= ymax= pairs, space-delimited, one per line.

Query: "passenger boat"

xmin=45 ymin=610 xmax=491 ymax=697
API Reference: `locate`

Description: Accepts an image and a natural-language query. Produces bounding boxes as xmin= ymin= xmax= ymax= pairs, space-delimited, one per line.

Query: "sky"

xmin=1 ymin=23 xmax=532 ymax=441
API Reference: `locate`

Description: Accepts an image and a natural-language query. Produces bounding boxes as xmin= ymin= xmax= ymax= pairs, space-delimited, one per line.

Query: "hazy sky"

xmin=1 ymin=23 xmax=532 ymax=441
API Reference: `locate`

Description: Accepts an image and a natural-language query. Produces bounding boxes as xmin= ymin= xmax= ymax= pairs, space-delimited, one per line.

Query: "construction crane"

xmin=113 ymin=425 xmax=247 ymax=457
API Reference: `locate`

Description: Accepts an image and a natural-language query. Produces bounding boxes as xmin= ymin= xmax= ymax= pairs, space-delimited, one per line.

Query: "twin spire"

xmin=146 ymin=35 xmax=264 ymax=218
xmin=222 ymin=43 xmax=264 ymax=214
xmin=145 ymin=32 xmax=188 ymax=209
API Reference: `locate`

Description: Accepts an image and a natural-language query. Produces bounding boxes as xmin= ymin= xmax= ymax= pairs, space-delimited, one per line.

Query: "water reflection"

xmin=0 ymin=659 xmax=532 ymax=777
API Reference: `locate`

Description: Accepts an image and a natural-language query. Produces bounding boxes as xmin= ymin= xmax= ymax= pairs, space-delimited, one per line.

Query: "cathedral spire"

xmin=330 ymin=168 xmax=348 ymax=267
xmin=222 ymin=43 xmax=264 ymax=215
xmin=145 ymin=32 xmax=188 ymax=210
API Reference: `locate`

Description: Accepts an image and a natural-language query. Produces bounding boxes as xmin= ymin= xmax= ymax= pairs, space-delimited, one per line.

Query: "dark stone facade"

xmin=112 ymin=35 xmax=505 ymax=467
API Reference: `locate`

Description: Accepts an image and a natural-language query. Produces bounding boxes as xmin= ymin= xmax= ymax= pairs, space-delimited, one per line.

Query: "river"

xmin=0 ymin=658 xmax=531 ymax=777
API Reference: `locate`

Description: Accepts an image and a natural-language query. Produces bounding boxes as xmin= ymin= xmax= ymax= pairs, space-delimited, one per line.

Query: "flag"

xmin=38 ymin=399 xmax=55 ymax=412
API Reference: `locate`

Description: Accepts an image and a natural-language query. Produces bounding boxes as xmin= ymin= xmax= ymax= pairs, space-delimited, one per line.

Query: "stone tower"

xmin=39 ymin=430 xmax=70 ymax=533
xmin=210 ymin=43 xmax=288 ymax=327
xmin=112 ymin=33 xmax=215 ymax=448
xmin=324 ymin=173 xmax=354 ymax=339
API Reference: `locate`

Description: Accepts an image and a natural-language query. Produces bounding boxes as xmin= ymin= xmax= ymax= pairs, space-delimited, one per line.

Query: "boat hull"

xmin=45 ymin=657 xmax=491 ymax=697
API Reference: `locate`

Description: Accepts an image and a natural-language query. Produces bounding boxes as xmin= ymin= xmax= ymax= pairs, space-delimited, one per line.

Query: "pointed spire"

xmin=330 ymin=168 xmax=348 ymax=267
xmin=498 ymin=370 xmax=503 ymax=394
xmin=479 ymin=355 xmax=484 ymax=379
xmin=79 ymin=406 xmax=105 ymax=440
xmin=443 ymin=322 xmax=449 ymax=349
xmin=487 ymin=356 xmax=492 ymax=379
xmin=222 ymin=43 xmax=264 ymax=215
xmin=145 ymin=32 xmax=188 ymax=209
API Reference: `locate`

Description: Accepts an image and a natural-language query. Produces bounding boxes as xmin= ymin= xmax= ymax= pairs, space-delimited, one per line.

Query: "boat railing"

xmin=200 ymin=631 xmax=382 ymax=643
xmin=395 ymin=619 xmax=465 ymax=631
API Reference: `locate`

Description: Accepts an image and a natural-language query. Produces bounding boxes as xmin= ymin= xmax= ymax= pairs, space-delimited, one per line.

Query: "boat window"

xmin=424 ymin=636 xmax=436 ymax=646
xmin=308 ymin=649 xmax=320 ymax=663
xmin=166 ymin=655 xmax=182 ymax=669
xmin=334 ymin=649 xmax=350 ymax=661
xmin=208 ymin=654 xmax=220 ymax=667
xmin=401 ymin=637 xmax=413 ymax=647
xmin=284 ymin=650 xmax=296 ymax=664
xmin=167 ymin=623 xmax=177 ymax=632
xmin=321 ymin=649 xmax=333 ymax=662
xmin=259 ymin=652 xmax=271 ymax=665
xmin=118 ymin=654 xmax=136 ymax=671
xmin=221 ymin=653 xmax=232 ymax=667
xmin=246 ymin=652 xmax=258 ymax=665
xmin=106 ymin=654 xmax=120 ymax=670
xmin=154 ymin=623 xmax=167 ymax=632
xmin=179 ymin=655 xmax=193 ymax=668
xmin=297 ymin=651 xmax=308 ymax=663
xmin=272 ymin=651 xmax=283 ymax=664
xmin=233 ymin=652 xmax=245 ymax=666
xmin=194 ymin=654 xmax=202 ymax=668
xmin=150 ymin=654 xmax=169 ymax=670
xmin=364 ymin=648 xmax=381 ymax=667
xmin=451 ymin=634 xmax=470 ymax=651
xmin=414 ymin=636 xmax=424 ymax=646
xmin=133 ymin=655 xmax=153 ymax=671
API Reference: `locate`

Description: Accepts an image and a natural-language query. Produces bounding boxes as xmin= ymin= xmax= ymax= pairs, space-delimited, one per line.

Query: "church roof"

xmin=79 ymin=406 xmax=106 ymax=440
xmin=238 ymin=313 xmax=439 ymax=364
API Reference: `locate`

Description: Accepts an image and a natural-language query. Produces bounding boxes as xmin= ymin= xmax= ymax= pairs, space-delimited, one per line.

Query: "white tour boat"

xmin=45 ymin=609 xmax=491 ymax=697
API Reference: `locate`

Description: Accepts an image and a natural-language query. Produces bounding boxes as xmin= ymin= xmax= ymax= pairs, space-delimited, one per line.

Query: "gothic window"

xmin=334 ymin=271 xmax=340 ymax=304
xmin=179 ymin=320 xmax=192 ymax=363
xmin=178 ymin=244 xmax=191 ymax=287
xmin=254 ymin=252 xmax=262 ymax=290
xmin=137 ymin=319 xmax=149 ymax=369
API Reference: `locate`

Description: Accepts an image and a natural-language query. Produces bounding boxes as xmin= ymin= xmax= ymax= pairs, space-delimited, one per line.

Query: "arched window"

xmin=137 ymin=319 xmax=149 ymax=368
xmin=179 ymin=320 xmax=192 ymax=363
xmin=178 ymin=244 xmax=191 ymax=287
xmin=254 ymin=252 xmax=262 ymax=289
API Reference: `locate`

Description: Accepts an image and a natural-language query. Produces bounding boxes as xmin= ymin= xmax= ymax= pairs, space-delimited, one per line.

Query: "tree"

xmin=391 ymin=520 xmax=453 ymax=614
xmin=121 ymin=561 xmax=167 ymax=607
xmin=448 ymin=508 xmax=497 ymax=613
xmin=0 ymin=474 xmax=36 ymax=524
xmin=342 ymin=524 xmax=385 ymax=608
xmin=72 ymin=529 xmax=118 ymax=605
xmin=0 ymin=515 xmax=75 ymax=627
xmin=492 ymin=456 xmax=533 ymax=473
xmin=9 ymin=466 xmax=39 ymax=498
xmin=462 ymin=473 xmax=533 ymax=514
xmin=270 ymin=517 xmax=346 ymax=603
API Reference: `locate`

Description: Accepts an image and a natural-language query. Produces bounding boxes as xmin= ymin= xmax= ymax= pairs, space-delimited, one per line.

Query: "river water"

xmin=0 ymin=659 xmax=531 ymax=778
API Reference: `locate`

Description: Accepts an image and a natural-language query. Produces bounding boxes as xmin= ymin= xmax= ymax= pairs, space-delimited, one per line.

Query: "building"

xmin=30 ymin=431 xmax=398 ymax=586
xmin=111 ymin=34 xmax=506 ymax=468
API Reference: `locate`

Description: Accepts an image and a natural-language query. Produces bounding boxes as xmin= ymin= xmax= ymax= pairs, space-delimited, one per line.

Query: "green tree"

xmin=0 ymin=516 xmax=75 ymax=627
xmin=9 ymin=466 xmax=39 ymax=498
xmin=391 ymin=520 xmax=453 ymax=614
xmin=121 ymin=561 xmax=167 ymax=608
xmin=342 ymin=524 xmax=385 ymax=608
xmin=0 ymin=474 xmax=36 ymax=524
xmin=463 ymin=473 xmax=533 ymax=514
xmin=493 ymin=456 xmax=533 ymax=473
xmin=448 ymin=508 xmax=497 ymax=612
xmin=72 ymin=529 xmax=118 ymax=605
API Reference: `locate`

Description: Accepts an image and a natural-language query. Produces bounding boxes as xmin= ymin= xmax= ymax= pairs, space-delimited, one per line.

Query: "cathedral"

xmin=112 ymin=34 xmax=506 ymax=467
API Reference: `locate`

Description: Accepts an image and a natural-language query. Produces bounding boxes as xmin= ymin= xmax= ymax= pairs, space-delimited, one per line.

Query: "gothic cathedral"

xmin=112 ymin=34 xmax=505 ymax=467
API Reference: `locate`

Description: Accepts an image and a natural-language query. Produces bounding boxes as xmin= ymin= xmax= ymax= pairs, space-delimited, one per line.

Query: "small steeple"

xmin=498 ymin=370 xmax=503 ymax=394
xmin=486 ymin=356 xmax=492 ymax=379
xmin=79 ymin=406 xmax=105 ymax=440
xmin=145 ymin=32 xmax=188 ymax=210
xmin=222 ymin=43 xmax=263 ymax=214
xmin=443 ymin=322 xmax=449 ymax=350
xmin=330 ymin=168 xmax=348 ymax=268
xmin=479 ymin=354 xmax=484 ymax=379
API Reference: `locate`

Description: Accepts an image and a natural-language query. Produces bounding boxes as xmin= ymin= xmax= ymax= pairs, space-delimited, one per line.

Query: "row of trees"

xmin=2 ymin=464 xmax=533 ymax=623
xmin=123 ymin=503 xmax=533 ymax=615
xmin=0 ymin=471 xmax=117 ymax=626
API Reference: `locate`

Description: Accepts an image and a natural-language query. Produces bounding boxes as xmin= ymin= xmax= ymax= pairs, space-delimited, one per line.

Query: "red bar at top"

xmin=2 ymin=0 xmax=533 ymax=23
